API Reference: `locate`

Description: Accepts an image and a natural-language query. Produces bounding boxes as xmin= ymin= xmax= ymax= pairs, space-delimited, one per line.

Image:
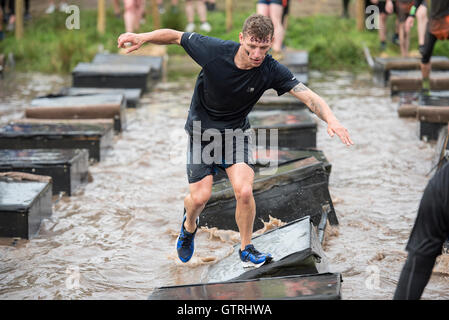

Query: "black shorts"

xmin=378 ymin=1 xmax=397 ymax=15
xmin=396 ymin=0 xmax=427 ymax=23
xmin=405 ymin=162 xmax=449 ymax=258
xmin=186 ymin=129 xmax=255 ymax=184
xmin=258 ymin=0 xmax=284 ymax=6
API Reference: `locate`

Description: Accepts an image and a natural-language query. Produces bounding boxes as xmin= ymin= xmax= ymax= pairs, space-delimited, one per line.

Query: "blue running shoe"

xmin=239 ymin=244 xmax=273 ymax=269
xmin=176 ymin=211 xmax=199 ymax=263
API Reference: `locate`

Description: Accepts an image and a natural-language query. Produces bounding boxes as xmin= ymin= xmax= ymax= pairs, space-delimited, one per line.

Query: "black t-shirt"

xmin=415 ymin=0 xmax=449 ymax=19
xmin=180 ymin=32 xmax=300 ymax=134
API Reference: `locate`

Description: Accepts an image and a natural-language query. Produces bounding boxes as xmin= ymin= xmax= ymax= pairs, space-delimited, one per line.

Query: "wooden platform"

xmin=397 ymin=91 xmax=449 ymax=118
xmin=150 ymin=273 xmax=342 ymax=300
xmin=390 ymin=71 xmax=449 ymax=95
xmin=417 ymin=94 xmax=449 ymax=141
xmin=253 ymin=147 xmax=332 ymax=175
xmin=0 ymin=149 xmax=89 ymax=196
xmin=58 ymin=87 xmax=142 ymax=108
xmin=0 ymin=172 xmax=52 ymax=239
xmin=28 ymin=94 xmax=127 ymax=133
xmin=72 ymin=63 xmax=152 ymax=93
xmin=0 ymin=122 xmax=114 ymax=162
xmin=374 ymin=56 xmax=449 ymax=86
xmin=255 ymin=89 xmax=307 ymax=111
xmin=280 ymin=51 xmax=309 ymax=74
xmin=201 ymin=157 xmax=337 ymax=232
xmin=248 ymin=109 xmax=317 ymax=149
xmin=93 ymin=53 xmax=164 ymax=80
xmin=205 ymin=216 xmax=329 ymax=283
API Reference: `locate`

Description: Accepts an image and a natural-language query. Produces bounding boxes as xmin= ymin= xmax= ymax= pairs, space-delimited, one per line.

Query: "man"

xmin=394 ymin=159 xmax=449 ymax=299
xmin=405 ymin=0 xmax=449 ymax=94
xmin=117 ymin=14 xmax=353 ymax=268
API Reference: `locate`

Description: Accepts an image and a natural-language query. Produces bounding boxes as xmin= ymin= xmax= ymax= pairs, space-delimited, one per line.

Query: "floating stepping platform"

xmin=397 ymin=91 xmax=449 ymax=118
xmin=294 ymin=73 xmax=309 ymax=86
xmin=0 ymin=122 xmax=113 ymax=162
xmin=92 ymin=53 xmax=163 ymax=80
xmin=206 ymin=216 xmax=329 ymax=283
xmin=255 ymin=89 xmax=307 ymax=111
xmin=281 ymin=51 xmax=309 ymax=74
xmin=0 ymin=172 xmax=52 ymax=239
xmin=58 ymin=87 xmax=142 ymax=108
xmin=213 ymin=147 xmax=331 ymax=183
xmin=0 ymin=149 xmax=89 ymax=196
xmin=72 ymin=63 xmax=152 ymax=93
xmin=149 ymin=273 xmax=342 ymax=300
xmin=397 ymin=92 xmax=419 ymax=118
xmin=248 ymin=109 xmax=317 ymax=149
xmin=374 ymin=56 xmax=449 ymax=86
xmin=27 ymin=94 xmax=126 ymax=133
xmin=252 ymin=147 xmax=332 ymax=176
xmin=390 ymin=70 xmax=449 ymax=95
xmin=417 ymin=95 xmax=449 ymax=141
xmin=201 ymin=157 xmax=337 ymax=232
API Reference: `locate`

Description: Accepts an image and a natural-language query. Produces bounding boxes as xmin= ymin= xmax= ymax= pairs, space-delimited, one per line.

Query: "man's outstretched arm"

xmin=289 ymin=83 xmax=354 ymax=146
xmin=117 ymin=29 xmax=183 ymax=54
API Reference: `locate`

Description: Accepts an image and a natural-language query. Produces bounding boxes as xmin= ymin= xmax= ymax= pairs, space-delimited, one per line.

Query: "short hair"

xmin=242 ymin=14 xmax=274 ymax=41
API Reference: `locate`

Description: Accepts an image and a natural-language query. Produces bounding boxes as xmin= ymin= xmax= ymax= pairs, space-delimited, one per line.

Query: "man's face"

xmin=239 ymin=32 xmax=273 ymax=67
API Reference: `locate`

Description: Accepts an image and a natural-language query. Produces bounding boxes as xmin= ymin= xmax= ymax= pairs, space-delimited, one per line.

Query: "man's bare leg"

xmin=399 ymin=22 xmax=410 ymax=57
xmin=416 ymin=5 xmax=428 ymax=47
xmin=269 ymin=3 xmax=285 ymax=54
xmin=183 ymin=175 xmax=213 ymax=233
xmin=196 ymin=0 xmax=208 ymax=23
xmin=225 ymin=163 xmax=256 ymax=250
xmin=421 ymin=62 xmax=431 ymax=91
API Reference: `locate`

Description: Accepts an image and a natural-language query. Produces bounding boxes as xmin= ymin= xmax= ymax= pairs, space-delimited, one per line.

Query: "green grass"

xmin=1 ymin=8 xmax=449 ymax=75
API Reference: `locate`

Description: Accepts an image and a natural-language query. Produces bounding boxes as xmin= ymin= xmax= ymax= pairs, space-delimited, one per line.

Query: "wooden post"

xmin=356 ymin=0 xmax=365 ymax=31
xmin=151 ymin=0 xmax=161 ymax=30
xmin=226 ymin=0 xmax=232 ymax=33
xmin=15 ymin=0 xmax=24 ymax=39
xmin=97 ymin=0 xmax=106 ymax=35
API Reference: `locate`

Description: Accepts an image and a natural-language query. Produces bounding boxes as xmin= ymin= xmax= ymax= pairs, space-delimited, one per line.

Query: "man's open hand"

xmin=327 ymin=120 xmax=354 ymax=146
xmin=117 ymin=32 xmax=144 ymax=54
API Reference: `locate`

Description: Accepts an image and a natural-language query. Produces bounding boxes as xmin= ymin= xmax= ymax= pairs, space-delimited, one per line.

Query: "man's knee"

xmin=234 ymin=184 xmax=253 ymax=204
xmin=421 ymin=52 xmax=432 ymax=64
xmin=190 ymin=188 xmax=212 ymax=208
xmin=123 ymin=0 xmax=137 ymax=11
xmin=416 ymin=6 xmax=427 ymax=20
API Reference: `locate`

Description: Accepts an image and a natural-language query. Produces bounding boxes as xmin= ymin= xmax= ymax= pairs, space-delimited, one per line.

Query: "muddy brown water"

xmin=0 ymin=70 xmax=448 ymax=300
